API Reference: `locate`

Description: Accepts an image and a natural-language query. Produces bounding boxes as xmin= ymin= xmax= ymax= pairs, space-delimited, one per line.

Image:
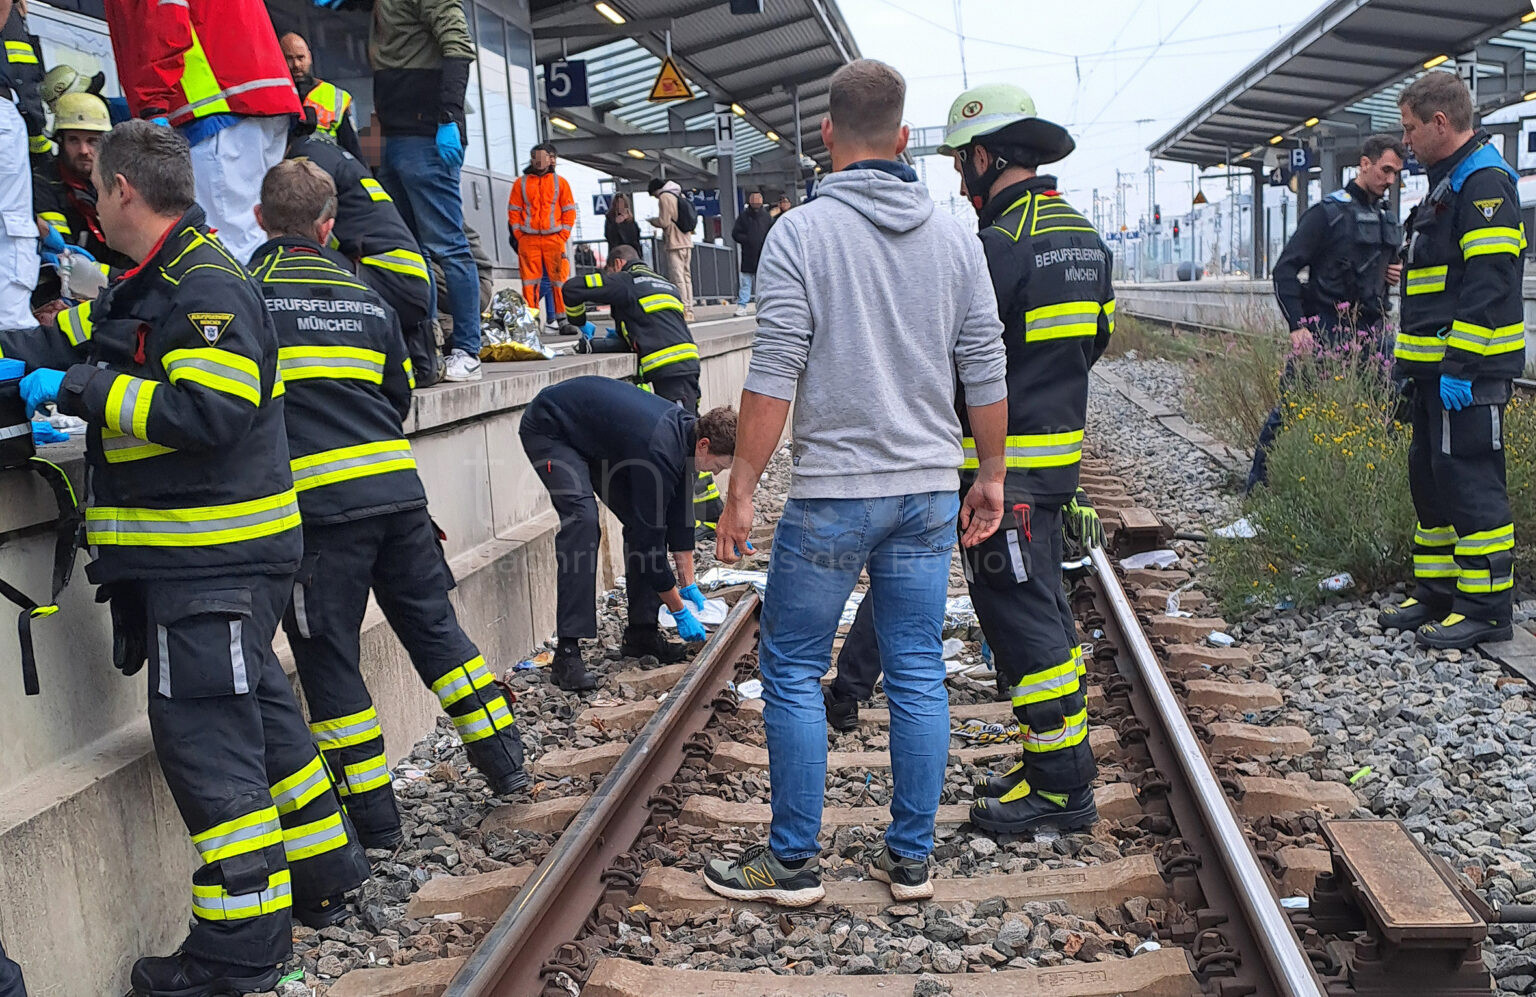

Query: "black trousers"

xmin=648 ymin=373 xmax=722 ymax=527
xmin=134 ymin=572 xmax=369 ymax=969
xmin=282 ymin=508 xmax=524 ymax=844
xmin=0 ymin=941 xmax=24 ymax=997
xmin=520 ymin=429 xmax=674 ymax=639
xmin=358 ymin=263 xmax=439 ymax=383
xmin=1407 ymin=381 xmax=1516 ymax=622
xmin=1247 ymin=316 xmax=1370 ymax=490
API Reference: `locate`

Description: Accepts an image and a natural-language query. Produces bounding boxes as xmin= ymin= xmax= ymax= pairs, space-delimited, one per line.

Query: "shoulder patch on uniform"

xmin=188 ymin=312 xmax=234 ymax=344
xmin=1473 ymin=197 xmax=1504 ymax=220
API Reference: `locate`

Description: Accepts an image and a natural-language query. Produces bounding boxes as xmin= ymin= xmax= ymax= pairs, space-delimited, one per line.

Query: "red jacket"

xmin=104 ymin=0 xmax=300 ymax=125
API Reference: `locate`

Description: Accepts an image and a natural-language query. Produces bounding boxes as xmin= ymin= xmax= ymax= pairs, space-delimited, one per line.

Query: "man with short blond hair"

xmin=1378 ymin=71 xmax=1523 ymax=650
xmin=703 ymin=59 xmax=1008 ymax=906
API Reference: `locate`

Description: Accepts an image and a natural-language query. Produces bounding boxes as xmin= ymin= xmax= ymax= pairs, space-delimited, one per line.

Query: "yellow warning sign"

xmin=648 ymin=56 xmax=694 ymax=102
xmin=1192 ymin=189 xmax=1208 ymax=206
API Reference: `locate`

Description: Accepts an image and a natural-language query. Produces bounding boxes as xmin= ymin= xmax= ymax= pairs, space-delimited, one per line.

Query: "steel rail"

xmin=1089 ymin=544 xmax=1324 ymax=997
xmin=443 ymin=591 xmax=761 ymax=997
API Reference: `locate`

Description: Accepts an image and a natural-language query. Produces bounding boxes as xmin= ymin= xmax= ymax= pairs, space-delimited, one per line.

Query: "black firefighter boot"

xmin=969 ymin=781 xmax=1098 ymax=836
xmin=1377 ymin=597 xmax=1448 ymax=632
xmin=620 ymin=624 xmax=689 ymax=665
xmin=552 ymin=639 xmax=598 ymax=692
xmin=1416 ymin=613 xmax=1514 ymax=650
xmin=975 ymin=754 xmax=1028 ymax=799
xmin=467 ymin=722 xmax=530 ymax=797
xmin=130 ymin=951 xmax=281 ymax=997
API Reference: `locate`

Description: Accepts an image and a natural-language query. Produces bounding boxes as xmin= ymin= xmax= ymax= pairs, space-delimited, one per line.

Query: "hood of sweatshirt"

xmin=812 ymin=167 xmax=934 ymax=234
xmin=660 ymin=180 xmax=683 ymax=196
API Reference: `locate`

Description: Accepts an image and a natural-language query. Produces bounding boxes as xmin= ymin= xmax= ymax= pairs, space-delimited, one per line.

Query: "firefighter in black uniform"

xmin=287 ymin=127 xmax=441 ymax=387
xmin=561 ymin=245 xmax=724 ymax=531
xmin=1247 ymin=134 xmax=1406 ymax=491
xmin=1379 ymin=72 xmax=1523 ymax=650
xmin=3 ymin=0 xmax=48 ymax=160
xmin=1 ymin=121 xmax=368 ymax=997
xmin=519 ymin=376 xmax=736 ymax=691
xmin=940 ymin=83 xmax=1110 ymax=835
xmin=32 ymin=92 xmax=134 ymax=316
xmin=252 ymin=159 xmax=529 ymax=848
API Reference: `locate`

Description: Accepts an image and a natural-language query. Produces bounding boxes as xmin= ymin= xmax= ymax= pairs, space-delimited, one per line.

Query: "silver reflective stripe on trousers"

xmin=230 ymin=620 xmax=247 ymax=694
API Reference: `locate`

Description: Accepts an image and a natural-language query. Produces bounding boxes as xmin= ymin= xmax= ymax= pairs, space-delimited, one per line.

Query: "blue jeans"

xmin=380 ymin=136 xmax=480 ymax=356
xmin=736 ymin=271 xmax=754 ymax=307
xmin=760 ymin=491 xmax=959 ymax=861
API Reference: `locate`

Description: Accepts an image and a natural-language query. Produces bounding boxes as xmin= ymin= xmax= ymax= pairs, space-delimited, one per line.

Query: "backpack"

xmin=672 ymin=192 xmax=698 ymax=235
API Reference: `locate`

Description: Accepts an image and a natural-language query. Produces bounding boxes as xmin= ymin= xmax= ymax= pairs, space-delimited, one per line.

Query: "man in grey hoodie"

xmin=703 ymin=59 xmax=1010 ymax=907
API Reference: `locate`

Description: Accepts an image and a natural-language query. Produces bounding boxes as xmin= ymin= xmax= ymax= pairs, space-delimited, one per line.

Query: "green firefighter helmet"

xmin=937 ymin=82 xmax=1075 ymax=164
xmin=41 ymin=64 xmax=91 ymax=111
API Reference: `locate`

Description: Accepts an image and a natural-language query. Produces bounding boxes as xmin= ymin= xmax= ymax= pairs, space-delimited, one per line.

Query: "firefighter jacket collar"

xmin=122 ymin=207 xmax=204 ymax=282
xmin=812 ymin=167 xmax=933 ymax=234
xmin=248 ymin=233 xmax=328 ymax=262
xmin=977 ymin=175 xmax=1059 ymax=231
xmin=1326 ymin=180 xmax=1377 ymax=207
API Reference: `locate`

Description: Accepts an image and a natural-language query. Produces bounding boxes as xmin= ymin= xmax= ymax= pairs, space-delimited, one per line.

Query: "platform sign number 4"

xmin=544 ymin=60 xmax=588 ymax=109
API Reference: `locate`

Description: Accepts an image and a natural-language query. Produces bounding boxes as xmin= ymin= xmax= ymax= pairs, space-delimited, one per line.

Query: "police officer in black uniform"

xmin=562 ymin=245 xmax=724 ymax=530
xmin=288 ymin=127 xmax=441 ymax=387
xmin=937 ymin=82 xmax=1111 ymax=835
xmin=251 ymin=159 xmax=529 ymax=850
xmin=1247 ymin=134 xmax=1406 ymax=491
xmin=519 ymin=376 xmax=736 ymax=690
xmin=1 ymin=121 xmax=368 ymax=997
xmin=1379 ymin=72 xmax=1523 ymax=650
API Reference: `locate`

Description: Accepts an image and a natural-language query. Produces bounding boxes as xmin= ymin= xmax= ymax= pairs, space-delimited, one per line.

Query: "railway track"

xmin=327 ymin=463 xmax=1503 ymax=997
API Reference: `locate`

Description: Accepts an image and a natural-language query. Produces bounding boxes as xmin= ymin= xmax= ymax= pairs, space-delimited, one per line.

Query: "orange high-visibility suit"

xmin=507 ymin=169 xmax=577 ymax=317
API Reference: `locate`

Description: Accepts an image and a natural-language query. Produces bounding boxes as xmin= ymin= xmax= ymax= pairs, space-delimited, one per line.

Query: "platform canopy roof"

xmin=530 ymin=0 xmax=861 ymax=184
xmin=1149 ymin=0 xmax=1536 ymax=167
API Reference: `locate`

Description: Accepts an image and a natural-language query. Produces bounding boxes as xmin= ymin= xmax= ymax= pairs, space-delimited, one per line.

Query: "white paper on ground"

xmin=735 ymin=678 xmax=763 ymax=699
xmin=658 ymin=597 xmax=730 ymax=629
xmin=1214 ymin=517 xmax=1258 ymax=539
xmin=1119 ymin=549 xmax=1179 ymax=570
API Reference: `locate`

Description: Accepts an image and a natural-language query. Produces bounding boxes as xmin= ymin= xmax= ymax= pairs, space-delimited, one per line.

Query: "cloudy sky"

xmin=839 ymin=0 xmax=1311 ymax=221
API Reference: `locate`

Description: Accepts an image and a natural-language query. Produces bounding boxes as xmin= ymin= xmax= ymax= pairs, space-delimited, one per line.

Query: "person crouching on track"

xmin=519 ymin=376 xmax=736 ymax=691
xmin=2 ymin=120 xmax=369 ymax=996
xmin=562 ymin=244 xmax=723 ymax=532
xmin=252 ymin=159 xmax=530 ymax=851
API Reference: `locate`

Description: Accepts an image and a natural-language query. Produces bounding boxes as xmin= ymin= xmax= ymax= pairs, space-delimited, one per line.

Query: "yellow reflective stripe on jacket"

xmin=310 ymin=705 xmax=382 ymax=751
xmin=270 ymin=756 xmax=330 ymax=816
xmin=960 ymin=430 xmax=1084 ymax=470
xmin=290 ymin=438 xmax=416 ymax=493
xmin=38 ymin=211 xmax=70 ymax=237
xmin=1458 ymin=568 xmax=1514 ymax=593
xmin=430 ymin=656 xmax=495 ymax=709
xmin=639 ymin=292 xmax=685 ymax=315
xmin=339 ymin=755 xmax=391 ymax=796
xmin=101 ymin=427 xmax=176 ymax=464
xmin=1405 ymin=266 xmax=1447 ymax=295
xmin=1024 ymin=300 xmax=1102 ymax=342
xmin=1447 ymin=320 xmax=1525 ymax=356
xmin=639 ymin=341 xmax=699 ymax=373
xmin=191 ymin=870 xmax=292 ymax=922
xmin=1009 ymin=659 xmax=1080 ymax=707
xmin=103 ymin=375 xmax=157 ymax=438
xmin=28 ymin=134 xmax=51 ymax=155
xmin=1393 ymin=332 xmax=1446 ymax=363
xmin=1103 ymin=299 xmax=1116 ymax=335
xmin=5 ymin=39 xmax=38 ymax=64
xmin=1460 ymin=225 xmax=1525 ymax=260
xmin=360 ymin=248 xmax=429 ymax=281
xmin=584 ymin=273 xmax=603 ymax=288
xmin=57 ymin=301 xmax=93 ymax=347
xmin=279 ymin=345 xmax=387 ymax=383
xmin=1456 ymin=524 xmax=1515 ymax=557
xmin=190 ymin=805 xmax=282 ymax=864
xmin=1020 ymin=708 xmax=1090 ymax=753
xmin=403 ymin=357 xmax=415 ymax=390
xmin=1413 ymin=553 xmax=1459 ymax=578
xmin=86 ymin=488 xmax=302 ymax=548
xmin=162 ymin=348 xmax=263 ymax=406
xmin=452 ymin=696 xmax=514 ymax=743
xmin=175 ymin=25 xmax=232 ymax=118
xmin=282 ymin=812 xmax=349 ymax=862
xmin=360 ymin=177 xmax=393 ymax=203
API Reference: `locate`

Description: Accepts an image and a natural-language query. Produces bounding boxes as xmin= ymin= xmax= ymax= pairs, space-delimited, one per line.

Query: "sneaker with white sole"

xmin=703 ymin=842 xmax=824 ymax=906
xmin=733 ymin=305 xmax=750 ymax=317
xmin=867 ymin=841 xmax=933 ymax=900
xmin=442 ymin=349 xmax=482 ymax=382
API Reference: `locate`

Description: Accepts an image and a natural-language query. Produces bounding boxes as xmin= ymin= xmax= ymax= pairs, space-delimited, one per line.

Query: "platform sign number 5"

xmin=545 ymin=60 xmax=588 ymax=109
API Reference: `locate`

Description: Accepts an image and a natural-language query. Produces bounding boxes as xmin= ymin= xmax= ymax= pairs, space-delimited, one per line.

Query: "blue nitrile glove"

xmin=31 ymin=420 xmax=68 ymax=444
xmin=1439 ymin=375 xmax=1473 ymax=412
xmin=39 ymin=224 xmax=66 ymax=267
xmin=311 ymin=0 xmax=346 ymax=6
xmin=604 ymin=327 xmax=620 ymax=339
xmin=61 ymin=244 xmax=95 ymax=263
xmin=680 ymin=583 xmax=706 ymax=611
xmin=581 ymin=321 xmax=596 ymax=338
xmin=20 ymin=369 xmax=65 ymax=416
xmin=150 ymin=116 xmax=169 ymax=127
xmin=435 ymin=122 xmax=464 ymax=169
xmin=673 ymin=605 xmax=707 ymax=642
